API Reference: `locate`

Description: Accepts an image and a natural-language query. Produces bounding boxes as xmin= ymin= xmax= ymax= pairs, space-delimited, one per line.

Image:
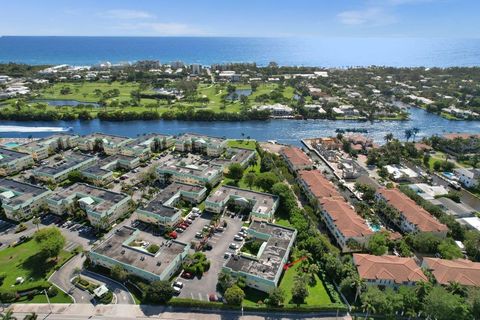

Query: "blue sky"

xmin=1 ymin=0 xmax=478 ymax=37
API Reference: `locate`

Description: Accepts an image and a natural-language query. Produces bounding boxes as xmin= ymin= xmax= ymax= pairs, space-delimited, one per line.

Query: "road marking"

xmin=190 ymin=293 xmax=195 ymax=299
xmin=198 ymin=293 xmax=203 ymax=300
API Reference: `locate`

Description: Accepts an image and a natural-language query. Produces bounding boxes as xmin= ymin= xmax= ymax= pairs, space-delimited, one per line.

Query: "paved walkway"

xmin=1 ymin=303 xmax=351 ymax=320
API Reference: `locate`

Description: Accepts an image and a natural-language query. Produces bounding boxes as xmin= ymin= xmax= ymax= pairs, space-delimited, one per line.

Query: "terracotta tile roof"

xmin=298 ymin=170 xmax=342 ymax=199
xmin=320 ymin=198 xmax=373 ymax=238
xmin=414 ymin=143 xmax=432 ymax=151
xmin=354 ymin=254 xmax=427 ymax=284
xmin=443 ymin=133 xmax=480 ymax=140
xmin=423 ymin=258 xmax=480 ymax=287
xmin=377 ymin=188 xmax=448 ymax=233
xmin=281 ymin=147 xmax=312 ymax=168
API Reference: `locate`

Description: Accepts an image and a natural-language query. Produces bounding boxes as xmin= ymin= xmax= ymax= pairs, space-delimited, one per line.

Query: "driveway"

xmin=49 ymin=254 xmax=90 ymax=304
xmin=178 ymin=214 xmax=244 ymax=301
xmin=82 ymin=270 xmax=135 ymax=305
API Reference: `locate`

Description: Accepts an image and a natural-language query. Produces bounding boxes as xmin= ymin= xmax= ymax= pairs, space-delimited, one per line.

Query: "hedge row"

xmin=168 ymin=298 xmax=347 ymax=313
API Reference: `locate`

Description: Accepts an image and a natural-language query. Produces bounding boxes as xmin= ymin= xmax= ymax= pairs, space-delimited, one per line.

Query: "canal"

xmin=1 ymin=108 xmax=479 ymax=146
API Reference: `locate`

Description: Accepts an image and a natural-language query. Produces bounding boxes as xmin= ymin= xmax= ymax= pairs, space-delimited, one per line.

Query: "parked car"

xmin=224 ymin=252 xmax=231 ymax=259
xmin=209 ymin=293 xmax=219 ymax=302
xmin=173 ymin=286 xmax=181 ymax=295
xmin=195 ymin=232 xmax=203 ymax=239
xmin=215 ymin=226 xmax=224 ymax=232
xmin=181 ymin=271 xmax=193 ymax=279
xmin=173 ymin=281 xmax=183 ymax=288
xmin=178 ymin=224 xmax=188 ymax=230
xmin=229 ymin=243 xmax=239 ymax=250
xmin=234 ymin=235 xmax=243 ymax=241
xmin=175 ymin=228 xmax=184 ymax=233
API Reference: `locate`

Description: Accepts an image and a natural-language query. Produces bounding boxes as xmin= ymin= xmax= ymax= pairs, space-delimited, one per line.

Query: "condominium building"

xmin=353 ymin=254 xmax=427 ymax=288
xmin=33 ymin=152 xmax=96 ymax=183
xmin=376 ymin=188 xmax=448 ymax=237
xmin=175 ymin=133 xmax=227 ymax=157
xmin=422 ymin=258 xmax=480 ymax=287
xmin=157 ymin=156 xmax=222 ymax=186
xmin=297 ymin=169 xmax=342 ymax=201
xmin=81 ymin=154 xmax=140 ymax=186
xmin=0 ymin=179 xmax=51 ymax=221
xmin=89 ymin=226 xmax=189 ymax=282
xmin=78 ymin=133 xmax=132 ymax=155
xmin=15 ymin=134 xmax=80 ymax=161
xmin=136 ymin=182 xmax=207 ymax=226
xmin=46 ymin=183 xmax=131 ymax=228
xmin=280 ymin=146 xmax=313 ymax=172
xmin=222 ymin=221 xmax=297 ymax=293
xmin=205 ymin=186 xmax=279 ymax=222
xmin=212 ymin=148 xmax=256 ymax=171
xmin=122 ymin=133 xmax=175 ymax=159
xmin=0 ymin=148 xmax=34 ymax=176
xmin=320 ymin=197 xmax=373 ymax=252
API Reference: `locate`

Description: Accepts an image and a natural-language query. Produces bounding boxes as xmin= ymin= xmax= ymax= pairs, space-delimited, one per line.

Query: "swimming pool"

xmin=2 ymin=142 xmax=19 ymax=148
xmin=367 ymin=222 xmax=382 ymax=232
xmin=442 ymin=172 xmax=456 ymax=180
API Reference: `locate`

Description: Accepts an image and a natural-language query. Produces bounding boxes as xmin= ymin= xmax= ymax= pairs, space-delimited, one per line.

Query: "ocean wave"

xmin=0 ymin=126 xmax=70 ymax=133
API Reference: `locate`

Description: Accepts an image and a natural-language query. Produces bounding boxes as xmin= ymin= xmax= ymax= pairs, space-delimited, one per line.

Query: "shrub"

xmin=147 ymin=244 xmax=160 ymax=254
xmin=47 ymin=286 xmax=59 ymax=297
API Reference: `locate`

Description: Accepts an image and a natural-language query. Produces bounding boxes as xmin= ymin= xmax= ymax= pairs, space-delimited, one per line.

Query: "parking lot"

xmin=176 ymin=211 xmax=246 ymax=301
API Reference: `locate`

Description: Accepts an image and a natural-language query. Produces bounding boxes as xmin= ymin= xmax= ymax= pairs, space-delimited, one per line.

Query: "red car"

xmin=208 ymin=293 xmax=218 ymax=302
xmin=181 ymin=271 xmax=193 ymax=279
xmin=168 ymin=231 xmax=178 ymax=239
xmin=178 ymin=224 xmax=188 ymax=230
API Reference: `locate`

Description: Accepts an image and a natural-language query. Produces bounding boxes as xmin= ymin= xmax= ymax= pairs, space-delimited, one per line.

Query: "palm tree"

xmin=412 ymin=127 xmax=420 ymax=142
xmin=414 ymin=281 xmax=432 ymax=302
xmin=404 ymin=129 xmax=413 ymax=142
xmin=32 ymin=216 xmax=41 ymax=231
xmin=446 ymin=281 xmax=468 ymax=297
xmin=384 ymin=133 xmax=394 ymax=143
xmin=1 ymin=309 xmax=17 ymax=320
xmin=361 ymin=297 xmax=375 ymax=320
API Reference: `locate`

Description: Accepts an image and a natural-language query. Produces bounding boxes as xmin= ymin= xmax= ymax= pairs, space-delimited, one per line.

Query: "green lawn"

xmin=0 ymin=238 xmax=72 ymax=290
xmin=16 ymin=285 xmax=73 ymax=304
xmin=227 ymin=139 xmax=257 ymax=150
xmin=279 ymin=263 xmax=332 ymax=307
xmin=40 ymin=81 xmax=141 ymax=103
xmin=16 ymin=81 xmax=297 ymax=120
xmin=222 ymin=153 xmax=263 ymax=191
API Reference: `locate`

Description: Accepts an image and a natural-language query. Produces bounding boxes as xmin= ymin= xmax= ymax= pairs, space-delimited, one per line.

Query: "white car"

xmin=224 ymin=252 xmax=231 ymax=259
xmin=229 ymin=243 xmax=239 ymax=250
xmin=234 ymin=235 xmax=243 ymax=241
xmin=173 ymin=281 xmax=183 ymax=288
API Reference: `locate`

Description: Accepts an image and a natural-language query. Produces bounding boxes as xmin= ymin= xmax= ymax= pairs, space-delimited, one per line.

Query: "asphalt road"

xmin=49 ymin=254 xmax=90 ymax=304
xmin=3 ymin=303 xmax=350 ymax=320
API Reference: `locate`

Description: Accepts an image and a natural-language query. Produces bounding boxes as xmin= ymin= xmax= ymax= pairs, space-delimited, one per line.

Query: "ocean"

xmin=1 ymin=36 xmax=480 ymax=67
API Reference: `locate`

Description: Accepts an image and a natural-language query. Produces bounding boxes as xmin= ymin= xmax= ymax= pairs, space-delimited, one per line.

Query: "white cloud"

xmin=103 ymin=9 xmax=154 ymax=20
xmin=337 ymin=7 xmax=396 ymax=26
xmin=112 ymin=22 xmax=205 ymax=36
